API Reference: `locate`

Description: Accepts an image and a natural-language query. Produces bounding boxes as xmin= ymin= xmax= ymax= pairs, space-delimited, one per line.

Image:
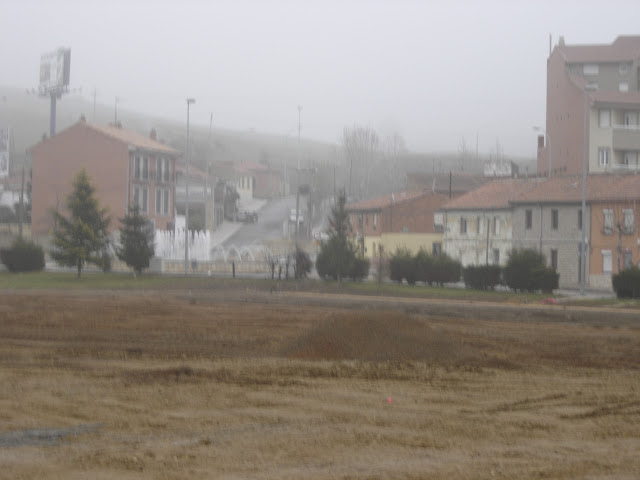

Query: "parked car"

xmin=235 ymin=209 xmax=258 ymax=223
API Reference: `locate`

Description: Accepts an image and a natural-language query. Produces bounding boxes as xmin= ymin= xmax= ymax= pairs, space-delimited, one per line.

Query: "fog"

xmin=2 ymin=0 xmax=639 ymax=157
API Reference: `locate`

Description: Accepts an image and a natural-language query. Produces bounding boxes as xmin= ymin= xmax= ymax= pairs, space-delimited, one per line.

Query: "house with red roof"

xmin=29 ymin=120 xmax=180 ymax=240
xmin=438 ymin=179 xmax=543 ymax=268
xmin=235 ymin=161 xmax=284 ymax=201
xmin=440 ymin=174 xmax=640 ymax=290
xmin=346 ymin=190 xmax=451 ymax=258
xmin=542 ymin=36 xmax=640 ymax=177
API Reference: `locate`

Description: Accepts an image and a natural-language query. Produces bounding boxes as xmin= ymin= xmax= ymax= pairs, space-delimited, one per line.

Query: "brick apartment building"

xmin=541 ymin=35 xmax=640 ymax=176
xmin=29 ymin=120 xmax=180 ymax=241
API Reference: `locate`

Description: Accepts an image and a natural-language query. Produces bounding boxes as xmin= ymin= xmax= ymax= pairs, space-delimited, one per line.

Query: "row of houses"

xmin=347 ymin=173 xmax=640 ymax=291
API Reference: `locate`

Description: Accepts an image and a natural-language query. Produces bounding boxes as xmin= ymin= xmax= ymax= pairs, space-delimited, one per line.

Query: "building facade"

xmin=542 ymin=36 xmax=640 ymax=176
xmin=29 ymin=120 xmax=179 ymax=240
xmin=347 ymin=191 xmax=449 ymax=259
xmin=440 ymin=175 xmax=640 ymax=291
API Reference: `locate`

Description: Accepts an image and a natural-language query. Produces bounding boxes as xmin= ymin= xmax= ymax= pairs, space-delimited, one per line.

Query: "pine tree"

xmin=117 ymin=204 xmax=155 ymax=277
xmin=50 ymin=168 xmax=111 ymax=278
xmin=315 ymin=190 xmax=363 ymax=282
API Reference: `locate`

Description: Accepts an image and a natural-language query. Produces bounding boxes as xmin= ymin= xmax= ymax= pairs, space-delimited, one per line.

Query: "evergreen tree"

xmin=117 ymin=204 xmax=155 ymax=277
xmin=315 ymin=190 xmax=369 ymax=282
xmin=50 ymin=168 xmax=111 ymax=278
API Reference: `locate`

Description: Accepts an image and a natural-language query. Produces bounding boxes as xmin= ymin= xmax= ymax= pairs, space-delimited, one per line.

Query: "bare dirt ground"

xmin=0 ymin=289 xmax=639 ymax=479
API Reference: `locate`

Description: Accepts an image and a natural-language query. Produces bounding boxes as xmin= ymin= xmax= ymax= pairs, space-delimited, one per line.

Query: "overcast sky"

xmin=2 ymin=0 xmax=639 ymax=157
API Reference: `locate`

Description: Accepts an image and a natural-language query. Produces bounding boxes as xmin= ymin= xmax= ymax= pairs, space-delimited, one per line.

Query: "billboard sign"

xmin=0 ymin=128 xmax=9 ymax=178
xmin=39 ymin=47 xmax=71 ymax=95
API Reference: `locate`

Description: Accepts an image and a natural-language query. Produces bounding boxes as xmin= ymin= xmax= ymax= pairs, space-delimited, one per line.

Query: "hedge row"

xmin=389 ymin=248 xmax=461 ymax=286
xmin=612 ymin=267 xmax=640 ymax=299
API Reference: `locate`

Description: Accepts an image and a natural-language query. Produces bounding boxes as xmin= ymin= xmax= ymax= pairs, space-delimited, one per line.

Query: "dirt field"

xmin=0 ymin=289 xmax=639 ymax=479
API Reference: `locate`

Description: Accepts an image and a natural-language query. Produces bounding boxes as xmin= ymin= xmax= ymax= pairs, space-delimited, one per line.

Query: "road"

xmin=222 ymin=196 xmax=297 ymax=248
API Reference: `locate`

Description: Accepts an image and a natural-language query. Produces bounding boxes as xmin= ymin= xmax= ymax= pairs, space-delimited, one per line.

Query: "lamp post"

xmin=580 ymin=85 xmax=596 ymax=295
xmin=185 ymin=98 xmax=195 ymax=275
xmin=533 ymin=126 xmax=551 ymax=178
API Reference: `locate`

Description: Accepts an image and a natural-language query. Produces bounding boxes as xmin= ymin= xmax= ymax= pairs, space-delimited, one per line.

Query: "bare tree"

xmin=342 ymin=125 xmax=380 ymax=200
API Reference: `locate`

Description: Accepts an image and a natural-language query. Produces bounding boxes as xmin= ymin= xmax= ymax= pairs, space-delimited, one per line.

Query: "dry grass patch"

xmin=0 ymin=292 xmax=639 ymax=479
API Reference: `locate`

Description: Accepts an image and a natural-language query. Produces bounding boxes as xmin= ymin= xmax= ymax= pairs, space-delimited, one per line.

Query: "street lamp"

xmin=185 ymin=98 xmax=195 ymax=275
xmin=533 ymin=126 xmax=551 ymax=178
xmin=580 ymin=84 xmax=597 ymax=295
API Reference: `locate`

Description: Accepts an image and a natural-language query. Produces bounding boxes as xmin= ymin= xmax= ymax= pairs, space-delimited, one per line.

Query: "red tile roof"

xmin=85 ymin=122 xmax=180 ymax=155
xmin=443 ymin=175 xmax=640 ymax=211
xmin=558 ymin=35 xmax=640 ymax=63
xmin=441 ymin=179 xmax=543 ymax=210
xmin=347 ymin=191 xmax=426 ymax=211
xmin=512 ymin=174 xmax=640 ymax=204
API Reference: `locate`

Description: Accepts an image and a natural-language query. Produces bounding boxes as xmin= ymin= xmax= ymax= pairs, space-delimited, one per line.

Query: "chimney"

xmin=150 ymin=128 xmax=157 ymax=140
xmin=559 ymin=36 xmax=565 ymax=48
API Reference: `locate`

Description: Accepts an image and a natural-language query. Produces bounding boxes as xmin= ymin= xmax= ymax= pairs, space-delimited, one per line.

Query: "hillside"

xmin=1 ymin=85 xmax=537 ymax=187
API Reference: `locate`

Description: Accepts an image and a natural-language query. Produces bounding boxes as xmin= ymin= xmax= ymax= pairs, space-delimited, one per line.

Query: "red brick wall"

xmin=31 ymin=123 xmax=129 ymax=236
xmin=350 ymin=193 xmax=450 ymax=236
xmin=546 ymin=50 xmax=587 ymax=176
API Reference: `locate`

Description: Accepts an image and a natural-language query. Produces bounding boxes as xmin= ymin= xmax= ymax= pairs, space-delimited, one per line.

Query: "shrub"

xmin=389 ymin=247 xmax=415 ymax=284
xmin=348 ymin=256 xmax=370 ymax=281
xmin=612 ymin=267 xmax=640 ymax=299
xmin=431 ymin=254 xmax=462 ymax=286
xmin=293 ymin=245 xmax=312 ymax=279
xmin=463 ymin=265 xmax=502 ymax=290
xmin=0 ymin=239 xmax=45 ymax=272
xmin=503 ymin=248 xmax=558 ymax=294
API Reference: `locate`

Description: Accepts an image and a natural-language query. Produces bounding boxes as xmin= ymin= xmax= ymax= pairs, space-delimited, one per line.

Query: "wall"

xmin=31 ymin=123 xmax=129 ymax=237
xmin=363 ymin=232 xmax=443 ymax=259
xmin=546 ymin=50 xmax=588 ymax=176
xmin=512 ymin=203 xmax=590 ymax=289
xmin=443 ymin=210 xmax=513 ymax=267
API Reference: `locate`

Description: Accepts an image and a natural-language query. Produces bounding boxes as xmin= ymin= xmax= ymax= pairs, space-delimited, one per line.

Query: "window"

xmin=578 ymin=209 xmax=583 ymax=230
xmin=134 ymin=155 xmax=149 ymax=181
xmin=493 ymin=249 xmax=500 ymax=265
xmin=460 ymin=217 xmax=467 ymax=234
xmin=525 ymin=209 xmax=532 ymax=229
xmin=433 ymin=212 xmax=442 ymax=231
xmin=598 ymin=148 xmax=610 ymax=166
xmin=602 ymin=250 xmax=612 ymax=274
xmin=155 ymin=187 xmax=170 ymax=215
xmin=619 ymin=82 xmax=629 ymax=92
xmin=551 ymin=209 xmax=559 ymax=230
xmin=432 ymin=242 xmax=442 ymax=256
xmin=624 ymin=251 xmax=633 ymax=270
xmin=583 ymin=64 xmax=599 ymax=76
xmin=599 ymin=109 xmax=610 ymax=127
xmin=620 ymin=63 xmax=629 ymax=75
xmin=603 ymin=209 xmax=614 ymax=234
xmin=586 ymin=82 xmax=599 ymax=90
xmin=550 ymin=249 xmax=558 ymax=271
xmin=624 ymin=112 xmax=638 ymax=127
xmin=133 ymin=185 xmax=148 ymax=213
xmin=623 ymin=209 xmax=634 ymax=233
xmin=476 ymin=216 xmax=481 ymax=235
xmin=373 ymin=213 xmax=378 ymax=229
xmin=156 ymin=157 xmax=171 ymax=183
xmin=493 ymin=216 xmax=500 ymax=235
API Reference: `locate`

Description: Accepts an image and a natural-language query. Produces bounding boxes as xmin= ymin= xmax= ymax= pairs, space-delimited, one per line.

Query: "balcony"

xmin=612 ymin=125 xmax=640 ymax=150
